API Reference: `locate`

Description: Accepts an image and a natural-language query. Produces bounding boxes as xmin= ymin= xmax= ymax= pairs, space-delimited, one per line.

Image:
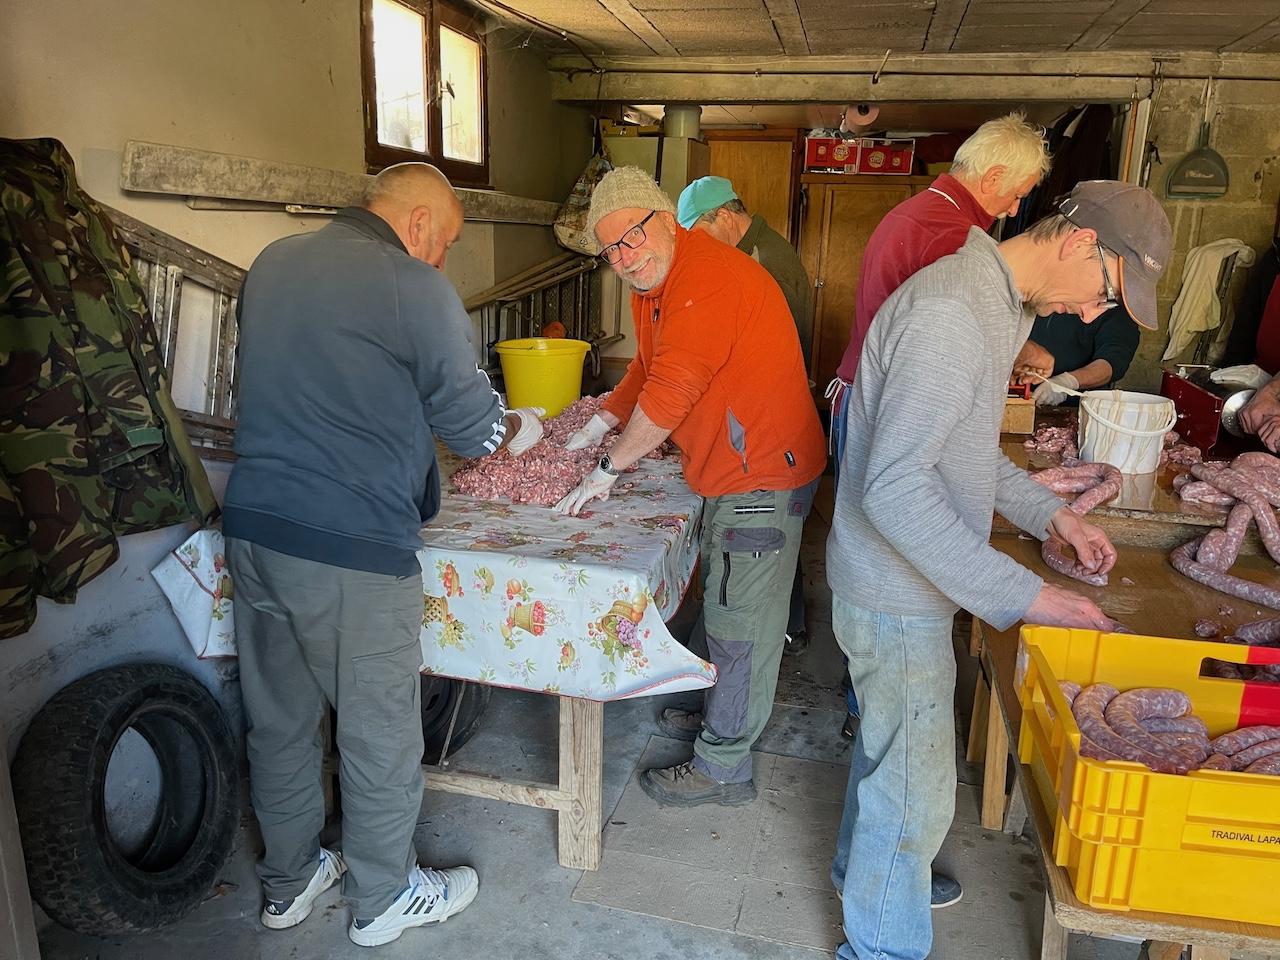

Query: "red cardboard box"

xmin=804 ymin=136 xmax=915 ymax=175
xmin=853 ymin=139 xmax=914 ymax=175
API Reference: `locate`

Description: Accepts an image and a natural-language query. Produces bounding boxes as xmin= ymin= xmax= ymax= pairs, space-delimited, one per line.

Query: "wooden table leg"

xmin=981 ymin=685 xmax=1010 ymax=829
xmin=1003 ymin=770 xmax=1028 ymax=837
xmin=966 ymin=671 xmax=990 ymax=764
xmin=1041 ymin=893 xmax=1069 ymax=960
xmin=557 ymin=697 xmax=604 ymax=871
xmin=0 ymin=718 xmax=41 ymax=960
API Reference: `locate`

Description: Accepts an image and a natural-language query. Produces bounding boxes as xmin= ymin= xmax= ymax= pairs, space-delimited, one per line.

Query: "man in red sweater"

xmin=827 ymin=114 xmax=1052 ymax=470
xmin=557 ymin=166 xmax=825 ymax=805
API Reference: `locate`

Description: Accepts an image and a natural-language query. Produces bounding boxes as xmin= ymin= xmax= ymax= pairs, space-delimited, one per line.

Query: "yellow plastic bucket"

xmin=494 ymin=338 xmax=591 ymax=417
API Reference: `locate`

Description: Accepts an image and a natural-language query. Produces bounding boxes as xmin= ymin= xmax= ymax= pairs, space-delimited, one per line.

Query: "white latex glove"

xmin=1032 ymin=372 xmax=1079 ymax=407
xmin=1210 ymin=364 xmax=1273 ymax=390
xmin=565 ymin=413 xmax=610 ymax=451
xmin=554 ymin=465 xmax=618 ymax=515
xmin=506 ymin=407 xmax=545 ymax=456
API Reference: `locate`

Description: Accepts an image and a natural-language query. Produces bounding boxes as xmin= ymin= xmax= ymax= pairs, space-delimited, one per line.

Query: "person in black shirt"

xmin=1013 ymin=304 xmax=1140 ymax=404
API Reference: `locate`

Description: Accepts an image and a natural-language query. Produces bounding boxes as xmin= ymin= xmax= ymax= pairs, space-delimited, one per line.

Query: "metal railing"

xmin=464 ymin=253 xmax=623 ymax=380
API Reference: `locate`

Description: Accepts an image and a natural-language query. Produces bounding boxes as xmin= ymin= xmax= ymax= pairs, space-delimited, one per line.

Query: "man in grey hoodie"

xmin=827 ymin=181 xmax=1171 ymax=960
xmin=224 ymin=164 xmax=545 ymax=948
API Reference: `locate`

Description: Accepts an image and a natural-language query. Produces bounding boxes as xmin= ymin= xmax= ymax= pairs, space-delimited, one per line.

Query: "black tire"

xmin=420 ymin=676 xmax=491 ymax=762
xmin=10 ymin=663 xmax=239 ymax=936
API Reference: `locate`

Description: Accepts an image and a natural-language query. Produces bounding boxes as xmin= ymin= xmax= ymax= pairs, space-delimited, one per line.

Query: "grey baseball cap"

xmin=1057 ymin=180 xmax=1172 ymax=331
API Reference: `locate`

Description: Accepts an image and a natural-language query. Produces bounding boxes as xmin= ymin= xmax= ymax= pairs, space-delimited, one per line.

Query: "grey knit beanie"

xmin=585 ymin=166 xmax=676 ymax=252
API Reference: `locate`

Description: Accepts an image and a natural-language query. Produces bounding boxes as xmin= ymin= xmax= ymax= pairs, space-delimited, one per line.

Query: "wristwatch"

xmin=598 ymin=454 xmax=618 ymax=476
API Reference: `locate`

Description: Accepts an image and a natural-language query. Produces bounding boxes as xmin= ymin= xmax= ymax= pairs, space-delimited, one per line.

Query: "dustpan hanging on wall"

xmin=1166 ymin=79 xmax=1229 ymax=200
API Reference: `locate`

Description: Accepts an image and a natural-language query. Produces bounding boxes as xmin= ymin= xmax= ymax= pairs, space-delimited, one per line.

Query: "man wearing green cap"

xmin=677 ymin=176 xmax=814 ymax=369
xmin=675 ymin=175 xmax=818 ymax=673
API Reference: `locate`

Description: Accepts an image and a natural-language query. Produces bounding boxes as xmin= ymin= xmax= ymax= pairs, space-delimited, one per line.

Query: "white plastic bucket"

xmin=1078 ymin=390 xmax=1177 ymax=475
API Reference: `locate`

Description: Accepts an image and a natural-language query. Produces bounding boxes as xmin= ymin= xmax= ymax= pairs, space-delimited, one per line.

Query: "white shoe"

xmin=261 ymin=847 xmax=346 ymax=929
xmin=348 ymin=864 xmax=479 ymax=947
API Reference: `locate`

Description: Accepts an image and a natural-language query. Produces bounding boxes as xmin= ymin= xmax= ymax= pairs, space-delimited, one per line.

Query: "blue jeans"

xmin=829 ymin=598 xmax=957 ymax=960
xmin=831 ymin=387 xmax=860 ymax=719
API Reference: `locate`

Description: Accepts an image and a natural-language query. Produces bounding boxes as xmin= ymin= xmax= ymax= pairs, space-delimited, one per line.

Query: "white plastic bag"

xmin=553 ymin=153 xmax=612 ymax=255
xmin=151 ymin=527 xmax=237 ymax=658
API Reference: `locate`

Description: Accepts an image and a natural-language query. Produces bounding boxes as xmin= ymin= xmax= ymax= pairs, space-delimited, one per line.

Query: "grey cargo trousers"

xmin=228 ymin=538 xmax=424 ymax=918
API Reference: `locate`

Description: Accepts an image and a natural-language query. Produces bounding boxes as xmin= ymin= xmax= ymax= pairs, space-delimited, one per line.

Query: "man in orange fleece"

xmin=556 ymin=166 xmax=825 ymax=805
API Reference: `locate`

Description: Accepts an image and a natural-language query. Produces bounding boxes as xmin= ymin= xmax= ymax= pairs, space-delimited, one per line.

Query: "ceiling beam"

xmin=596 ymin=0 xmax=681 ymax=55
xmin=923 ymin=0 xmax=970 ymax=53
xmin=548 ymin=50 xmax=1280 ymax=103
xmin=1222 ymin=14 xmax=1280 ymax=53
xmin=1070 ymin=0 xmax=1148 ymax=50
xmin=552 ymin=67 xmax=1150 ymax=103
xmin=762 ymin=0 xmax=809 ymax=55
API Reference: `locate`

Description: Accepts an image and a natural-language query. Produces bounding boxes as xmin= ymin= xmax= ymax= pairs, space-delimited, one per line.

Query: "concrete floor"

xmin=35 ymin=522 xmax=1144 ymax=960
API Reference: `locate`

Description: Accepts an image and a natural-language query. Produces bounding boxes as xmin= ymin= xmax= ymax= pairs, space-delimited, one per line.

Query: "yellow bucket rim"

xmin=494 ymin=337 xmax=591 ymax=356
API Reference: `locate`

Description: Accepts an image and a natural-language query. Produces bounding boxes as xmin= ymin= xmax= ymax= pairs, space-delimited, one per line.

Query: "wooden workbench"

xmin=997 ymin=433 xmax=1267 ymax=555
xmin=970 ymin=535 xmax=1280 ymax=960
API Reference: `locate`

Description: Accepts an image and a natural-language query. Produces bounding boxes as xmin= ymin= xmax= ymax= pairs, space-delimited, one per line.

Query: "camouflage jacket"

xmin=0 ymin=137 xmax=217 ymax=640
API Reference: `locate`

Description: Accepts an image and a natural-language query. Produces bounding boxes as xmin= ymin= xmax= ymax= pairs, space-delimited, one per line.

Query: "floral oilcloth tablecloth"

xmin=420 ymin=452 xmax=714 ymax=700
xmin=155 ymin=452 xmax=715 ymax=702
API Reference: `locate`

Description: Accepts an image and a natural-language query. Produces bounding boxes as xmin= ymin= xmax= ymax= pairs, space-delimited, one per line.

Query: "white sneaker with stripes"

xmin=348 ymin=864 xmax=479 ymax=947
xmin=261 ymin=847 xmax=346 ymax=929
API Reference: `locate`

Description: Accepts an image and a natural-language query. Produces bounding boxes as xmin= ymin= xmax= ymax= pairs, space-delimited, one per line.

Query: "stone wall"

xmin=1124 ymin=78 xmax=1280 ymax=391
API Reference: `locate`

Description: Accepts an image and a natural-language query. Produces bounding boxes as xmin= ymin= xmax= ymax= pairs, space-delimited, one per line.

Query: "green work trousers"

xmin=692 ymin=480 xmax=817 ymax=783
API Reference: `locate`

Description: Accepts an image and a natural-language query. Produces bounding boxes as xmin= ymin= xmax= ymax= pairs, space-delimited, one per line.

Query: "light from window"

xmin=372 ymin=0 xmax=427 ymax=153
xmin=439 ymin=25 xmax=482 ymax=164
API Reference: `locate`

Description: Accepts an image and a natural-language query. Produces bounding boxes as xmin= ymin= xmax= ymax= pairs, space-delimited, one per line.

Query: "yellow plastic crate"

xmin=1016 ymin=625 xmax=1280 ymax=925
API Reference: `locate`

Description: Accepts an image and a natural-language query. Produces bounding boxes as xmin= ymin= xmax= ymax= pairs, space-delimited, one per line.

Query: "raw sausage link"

xmin=1210 ymin=725 xmax=1280 ymax=756
xmin=1042 ymin=538 xmax=1108 ymax=586
xmin=1244 ymin=755 xmax=1280 ymax=775
xmin=1229 ymin=738 xmax=1280 ymax=770
xmin=1071 ymin=465 xmax=1122 ymax=514
xmin=1232 ymin=617 xmax=1280 ymax=645
xmin=1072 ymin=684 xmax=1184 ymax=772
xmin=1233 ymin=451 xmax=1280 ymax=484
xmin=1169 ymin=538 xmax=1280 ymax=612
xmin=1104 ymin=688 xmax=1206 ymax=767
xmin=1030 ymin=463 xmax=1121 ymax=585
xmin=1194 ymin=504 xmax=1252 ymax=572
xmin=1176 ymin=479 xmax=1236 ymax=507
xmin=1200 ymin=753 xmax=1234 ymax=770
xmin=1059 ymin=681 xmax=1082 ymax=707
xmin=1191 ymin=463 xmax=1280 ymax=563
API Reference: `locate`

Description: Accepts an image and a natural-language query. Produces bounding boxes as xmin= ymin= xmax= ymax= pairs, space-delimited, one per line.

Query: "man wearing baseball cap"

xmin=826 ymin=179 xmax=1170 ymax=960
xmin=677 ymin=176 xmax=814 ymax=369
xmin=558 ymin=166 xmax=826 ymax=806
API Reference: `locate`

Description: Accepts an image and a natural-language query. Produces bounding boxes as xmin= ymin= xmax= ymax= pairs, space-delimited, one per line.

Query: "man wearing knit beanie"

xmin=556 ymin=166 xmax=826 ymax=806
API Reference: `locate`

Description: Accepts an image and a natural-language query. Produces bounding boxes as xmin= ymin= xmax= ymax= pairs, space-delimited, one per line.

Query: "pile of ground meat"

xmin=450 ymin=393 xmax=673 ymax=507
xmin=1023 ymin=422 xmax=1078 ymax=459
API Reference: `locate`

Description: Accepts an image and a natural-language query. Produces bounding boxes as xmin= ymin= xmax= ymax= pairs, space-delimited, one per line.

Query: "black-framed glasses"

xmin=1095 ymin=242 xmax=1119 ymax=311
xmin=599 ymin=210 xmax=656 ymax=264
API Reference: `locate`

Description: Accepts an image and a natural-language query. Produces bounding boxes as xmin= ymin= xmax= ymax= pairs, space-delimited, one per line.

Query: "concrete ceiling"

xmin=478 ymin=0 xmax=1280 ymax=57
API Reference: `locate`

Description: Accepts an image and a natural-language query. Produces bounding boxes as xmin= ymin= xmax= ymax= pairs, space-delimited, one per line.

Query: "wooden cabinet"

xmin=707 ymin=133 xmax=800 ymax=242
xmin=800 ymin=175 xmax=933 ymax=392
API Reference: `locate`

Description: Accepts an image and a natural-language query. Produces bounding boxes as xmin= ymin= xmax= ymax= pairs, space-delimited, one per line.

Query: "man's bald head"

xmin=364 ymin=162 xmax=464 ymax=269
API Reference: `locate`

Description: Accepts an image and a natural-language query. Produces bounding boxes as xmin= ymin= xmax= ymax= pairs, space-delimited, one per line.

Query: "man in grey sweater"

xmin=224 ymin=164 xmax=544 ymax=947
xmin=827 ymin=181 xmax=1171 ymax=960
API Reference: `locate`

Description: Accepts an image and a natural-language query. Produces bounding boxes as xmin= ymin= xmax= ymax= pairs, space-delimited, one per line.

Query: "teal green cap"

xmin=676 ymin=176 xmax=739 ymax=229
